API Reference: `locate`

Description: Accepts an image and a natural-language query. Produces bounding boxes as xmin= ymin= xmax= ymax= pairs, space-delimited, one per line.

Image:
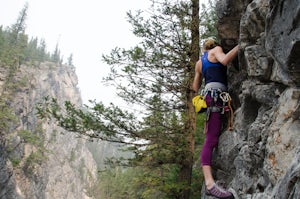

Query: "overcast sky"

xmin=0 ymin=0 xmax=150 ymax=106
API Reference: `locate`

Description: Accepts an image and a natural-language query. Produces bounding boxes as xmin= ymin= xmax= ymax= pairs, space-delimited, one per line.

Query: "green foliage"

xmin=18 ymin=129 xmax=43 ymax=147
xmin=0 ymin=99 xmax=17 ymax=133
xmin=101 ymin=1 xmax=204 ymax=197
xmin=10 ymin=157 xmax=22 ymax=167
xmin=24 ymin=37 xmax=51 ymax=64
xmin=88 ymin=113 xmax=205 ymax=199
xmin=67 ymin=53 xmax=74 ymax=66
xmin=50 ymin=43 xmax=63 ymax=64
xmin=0 ymin=3 xmax=65 ymax=67
xmin=0 ymin=2 xmax=28 ymax=67
xmin=20 ymin=127 xmax=48 ymax=176
xmin=89 ymin=162 xmax=202 ymax=199
xmin=194 ymin=113 xmax=206 ymax=148
xmin=199 ymin=0 xmax=218 ymax=41
xmin=23 ymin=150 xmax=45 ymax=176
xmin=103 ymin=5 xmax=193 ymax=110
xmin=37 ymin=97 xmax=142 ymax=144
xmin=88 ymin=167 xmax=149 ymax=199
xmin=190 ymin=113 xmax=206 ymax=198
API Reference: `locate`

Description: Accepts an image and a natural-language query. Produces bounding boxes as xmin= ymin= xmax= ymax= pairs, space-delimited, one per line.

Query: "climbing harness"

xmin=203 ymin=87 xmax=234 ymax=131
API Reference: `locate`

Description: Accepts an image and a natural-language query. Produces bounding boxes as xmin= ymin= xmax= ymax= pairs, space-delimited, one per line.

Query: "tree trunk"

xmin=178 ymin=0 xmax=199 ymax=198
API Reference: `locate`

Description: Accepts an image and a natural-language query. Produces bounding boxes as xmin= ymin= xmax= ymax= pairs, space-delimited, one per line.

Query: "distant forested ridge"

xmin=0 ymin=3 xmax=72 ymax=67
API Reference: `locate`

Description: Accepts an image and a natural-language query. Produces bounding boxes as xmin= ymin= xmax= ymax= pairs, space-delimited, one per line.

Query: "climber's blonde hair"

xmin=203 ymin=37 xmax=219 ymax=51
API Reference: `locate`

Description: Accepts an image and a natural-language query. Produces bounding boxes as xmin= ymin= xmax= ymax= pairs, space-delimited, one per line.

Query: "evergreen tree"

xmin=102 ymin=1 xmax=200 ymax=197
xmin=37 ymin=39 xmax=50 ymax=62
xmin=24 ymin=37 xmax=38 ymax=62
xmin=0 ymin=4 xmax=29 ymax=138
xmin=67 ymin=53 xmax=73 ymax=66
xmin=51 ymin=43 xmax=62 ymax=64
xmin=5 ymin=2 xmax=29 ymax=67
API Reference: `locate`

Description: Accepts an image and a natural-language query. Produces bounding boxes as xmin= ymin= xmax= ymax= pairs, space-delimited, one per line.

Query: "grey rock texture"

xmin=0 ymin=62 xmax=97 ymax=199
xmin=210 ymin=0 xmax=300 ymax=198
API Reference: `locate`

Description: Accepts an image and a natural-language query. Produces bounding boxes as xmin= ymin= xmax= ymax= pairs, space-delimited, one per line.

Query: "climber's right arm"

xmin=214 ymin=45 xmax=239 ymax=66
xmin=192 ymin=60 xmax=203 ymax=93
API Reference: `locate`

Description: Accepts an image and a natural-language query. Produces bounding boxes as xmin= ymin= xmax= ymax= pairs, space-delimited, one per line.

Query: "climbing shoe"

xmin=205 ymin=183 xmax=234 ymax=199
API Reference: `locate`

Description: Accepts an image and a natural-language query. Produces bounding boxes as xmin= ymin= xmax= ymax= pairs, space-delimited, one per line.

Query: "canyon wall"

xmin=0 ymin=62 xmax=97 ymax=199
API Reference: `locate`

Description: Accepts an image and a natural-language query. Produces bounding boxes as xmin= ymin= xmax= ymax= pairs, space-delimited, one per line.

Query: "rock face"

xmin=0 ymin=62 xmax=97 ymax=199
xmin=211 ymin=0 xmax=300 ymax=198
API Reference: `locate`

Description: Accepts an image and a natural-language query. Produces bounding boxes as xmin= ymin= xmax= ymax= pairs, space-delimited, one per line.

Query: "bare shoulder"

xmin=195 ymin=60 xmax=202 ymax=73
xmin=213 ymin=46 xmax=224 ymax=53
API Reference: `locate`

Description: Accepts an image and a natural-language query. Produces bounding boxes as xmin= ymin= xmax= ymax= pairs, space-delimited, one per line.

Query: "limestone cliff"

xmin=209 ymin=0 xmax=300 ymax=198
xmin=0 ymin=62 xmax=97 ymax=199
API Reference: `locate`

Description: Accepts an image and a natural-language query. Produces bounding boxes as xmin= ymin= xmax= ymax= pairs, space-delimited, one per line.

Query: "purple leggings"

xmin=201 ymin=95 xmax=222 ymax=166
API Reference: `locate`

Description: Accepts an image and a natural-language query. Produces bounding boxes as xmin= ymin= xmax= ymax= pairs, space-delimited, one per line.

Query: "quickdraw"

xmin=220 ymin=92 xmax=234 ymax=131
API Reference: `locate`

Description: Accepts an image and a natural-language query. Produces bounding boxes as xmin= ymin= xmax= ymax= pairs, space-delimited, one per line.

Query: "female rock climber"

xmin=192 ymin=37 xmax=239 ymax=199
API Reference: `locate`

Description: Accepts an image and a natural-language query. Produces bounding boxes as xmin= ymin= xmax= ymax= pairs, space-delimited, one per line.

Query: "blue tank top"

xmin=201 ymin=51 xmax=227 ymax=86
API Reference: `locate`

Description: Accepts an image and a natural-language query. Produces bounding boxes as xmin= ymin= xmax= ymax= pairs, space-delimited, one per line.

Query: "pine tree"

xmin=37 ymin=39 xmax=49 ymax=62
xmin=67 ymin=53 xmax=73 ymax=66
xmin=6 ymin=2 xmax=29 ymax=67
xmin=51 ymin=43 xmax=61 ymax=64
xmin=102 ymin=1 xmax=200 ymax=197
xmin=24 ymin=37 xmax=38 ymax=62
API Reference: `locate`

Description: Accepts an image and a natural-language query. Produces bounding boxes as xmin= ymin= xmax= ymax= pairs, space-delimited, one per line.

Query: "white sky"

xmin=0 ymin=0 xmax=150 ymax=106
